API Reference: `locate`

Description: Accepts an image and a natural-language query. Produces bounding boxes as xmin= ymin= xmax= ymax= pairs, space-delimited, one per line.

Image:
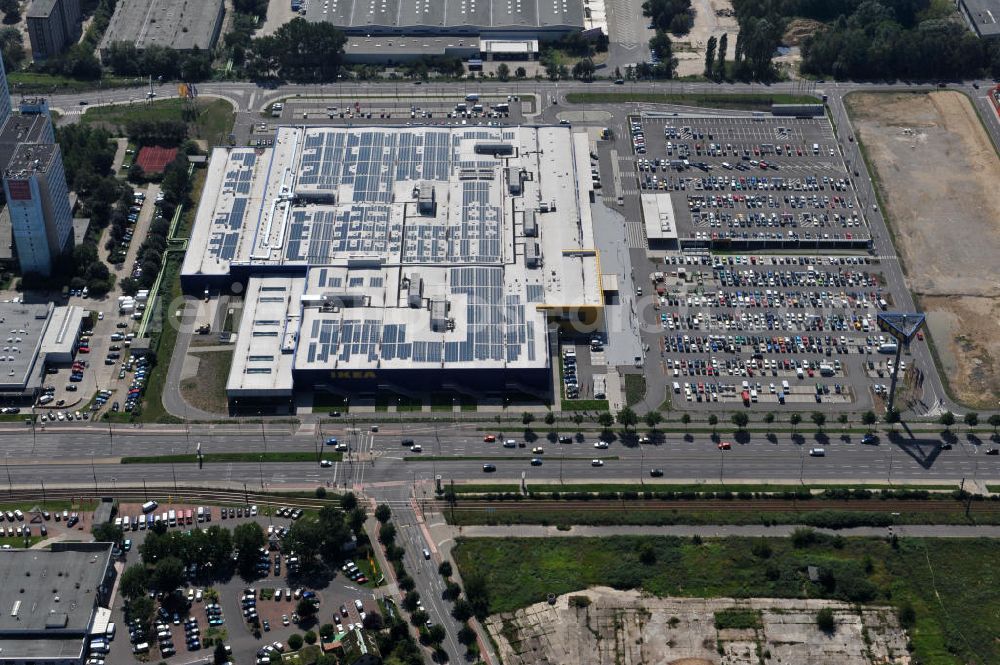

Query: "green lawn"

xmin=430 ymin=392 xmax=477 ymax=412
xmin=133 ymin=253 xmax=183 ymax=423
xmin=560 ymin=399 xmax=610 ymax=411
xmin=453 ymin=535 xmax=1000 ymax=665
xmin=82 ymin=98 xmax=235 ymax=145
xmin=565 ymin=92 xmax=820 ymax=110
xmin=121 ymin=452 xmax=340 ymax=464
xmin=623 ymin=375 xmax=646 ymax=407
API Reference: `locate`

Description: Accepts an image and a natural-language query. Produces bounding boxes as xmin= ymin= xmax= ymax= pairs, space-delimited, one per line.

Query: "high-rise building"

xmin=0 ymin=51 xmax=73 ymax=276
xmin=4 ymin=143 xmax=73 ymax=275
xmin=0 ymin=58 xmax=11 ymax=128
xmin=27 ymin=0 xmax=82 ymax=60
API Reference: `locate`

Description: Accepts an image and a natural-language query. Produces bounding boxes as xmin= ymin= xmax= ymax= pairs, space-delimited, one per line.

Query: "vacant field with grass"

xmin=846 ymin=91 xmax=1000 ymax=408
xmin=453 ymin=535 xmax=1000 ymax=665
xmin=180 ymin=351 xmax=232 ymax=415
xmin=83 ymin=98 xmax=235 ymax=145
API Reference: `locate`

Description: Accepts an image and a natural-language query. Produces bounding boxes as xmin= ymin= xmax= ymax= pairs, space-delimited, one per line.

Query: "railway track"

xmin=438 ymin=498 xmax=996 ymax=514
xmin=0 ymin=486 xmax=338 ymax=510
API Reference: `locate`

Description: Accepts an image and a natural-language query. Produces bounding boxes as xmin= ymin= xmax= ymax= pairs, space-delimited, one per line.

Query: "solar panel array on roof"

xmin=285 ymin=205 xmax=398 ymax=263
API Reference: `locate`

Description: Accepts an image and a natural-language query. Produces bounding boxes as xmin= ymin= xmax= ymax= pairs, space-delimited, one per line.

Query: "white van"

xmin=503 ymin=439 xmax=517 ymax=448
xmin=106 ymin=623 xmax=116 ymax=640
xmin=672 ymin=382 xmax=681 ymax=393
xmin=141 ymin=500 xmax=158 ymax=514
xmin=781 ymin=380 xmax=790 ymax=392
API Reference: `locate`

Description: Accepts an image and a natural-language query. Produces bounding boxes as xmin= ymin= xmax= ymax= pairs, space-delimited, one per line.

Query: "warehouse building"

xmin=959 ymin=0 xmax=1000 ymax=38
xmin=306 ymin=0 xmax=586 ymax=36
xmin=182 ymin=125 xmax=604 ymax=412
xmin=0 ymin=543 xmax=116 ymax=665
xmin=99 ymin=0 xmax=225 ymax=57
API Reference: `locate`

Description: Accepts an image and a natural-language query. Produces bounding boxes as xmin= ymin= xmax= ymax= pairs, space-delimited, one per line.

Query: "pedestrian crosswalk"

xmin=625 ymin=221 xmax=648 ymax=248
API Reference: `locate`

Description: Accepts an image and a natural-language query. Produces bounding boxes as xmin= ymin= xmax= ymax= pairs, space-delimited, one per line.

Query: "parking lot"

xmin=584 ymin=106 xmax=930 ymax=415
xmin=105 ymin=502 xmax=379 ymax=665
xmin=627 ymin=114 xmax=872 ymax=250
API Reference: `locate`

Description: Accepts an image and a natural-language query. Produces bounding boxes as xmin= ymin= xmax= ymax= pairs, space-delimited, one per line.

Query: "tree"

xmin=427 ymin=624 xmax=446 ymax=644
xmin=522 ymin=411 xmax=535 ymax=426
xmin=811 ymin=412 xmax=827 ymax=431
xmin=715 ymin=33 xmax=728 ymax=79
xmin=816 ymin=607 xmax=836 ymax=633
xmin=0 ymin=26 xmax=24 ymax=72
xmin=862 ymin=410 xmax=877 ymax=432
xmin=379 ymin=522 xmax=397 ymax=545
xmin=410 ymin=609 xmax=428 ymax=627
xmin=989 ymin=413 xmax=1000 ymax=435
xmin=125 ymin=594 xmax=155 ymax=630
xmin=304 ymin=630 xmax=317 ymax=645
xmin=884 ymin=408 xmax=901 ymax=431
xmin=151 ymin=556 xmax=185 ymax=592
xmin=457 ymin=624 xmax=477 ymax=645
xmin=790 ymin=413 xmax=802 ymax=433
xmin=681 ymin=413 xmax=692 ymax=432
xmin=0 ymin=0 xmax=21 ymax=23
xmin=362 ymin=611 xmax=383 ymax=630
xmin=572 ymin=413 xmax=584 ymax=432
xmin=248 ymin=18 xmax=347 ymax=81
xmin=120 ymin=564 xmax=149 ymax=600
xmin=297 ymin=598 xmax=318 ymax=619
xmin=704 ymin=35 xmax=717 ymax=78
xmin=464 ymin=573 xmax=491 ymax=620
xmin=617 ymin=406 xmax=638 ymax=432
xmin=964 ymin=412 xmax=979 ymax=431
xmin=374 ymin=503 xmax=391 ymax=523
xmin=497 ymin=63 xmax=510 ymax=80
xmin=438 ymin=561 xmax=453 ymax=577
xmin=287 ymin=634 xmax=303 ymax=651
xmin=442 ymin=580 xmax=461 ymax=600
xmin=544 ymin=411 xmax=556 ymax=426
xmin=572 ymin=57 xmax=596 ymax=81
xmin=284 ymin=516 xmax=326 ymax=561
xmin=451 ymin=598 xmax=473 ymax=622
xmin=348 ymin=506 xmax=367 ymax=535
xmin=898 ymin=602 xmax=916 ymax=629
xmin=340 ymin=492 xmax=358 ymax=511
xmin=598 ymin=412 xmax=614 ymax=429
xmin=708 ymin=414 xmax=718 ymax=433
xmin=319 ymin=623 xmax=335 ymax=640
xmin=638 ymin=542 xmax=657 ymax=565
xmin=837 ymin=414 xmax=849 ymax=430
xmin=214 ymin=642 xmax=228 ymax=665
xmin=92 ymin=522 xmax=123 ymax=544
xmin=939 ymin=411 xmax=955 ymax=431
xmin=515 ymin=66 xmax=526 ymax=79
xmin=763 ymin=412 xmax=775 ymax=432
xmin=731 ymin=412 xmax=749 ymax=431
xmin=402 ymin=591 xmax=420 ymax=612
xmin=233 ymin=522 xmax=266 ymax=578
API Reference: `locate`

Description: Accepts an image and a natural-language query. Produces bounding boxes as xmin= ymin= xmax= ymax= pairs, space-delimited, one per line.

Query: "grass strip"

xmin=512 ymin=482 xmax=958 ymax=494
xmin=122 ymin=452 xmax=341 ymax=464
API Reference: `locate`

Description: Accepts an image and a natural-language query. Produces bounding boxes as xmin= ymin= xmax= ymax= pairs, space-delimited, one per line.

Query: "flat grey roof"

xmin=5 ymin=142 xmax=56 ymax=178
xmin=961 ymin=0 xmax=1000 ymax=35
xmin=100 ymin=0 xmax=224 ymax=52
xmin=0 ymin=302 xmax=52 ymax=391
xmin=306 ymin=0 xmax=585 ymax=31
xmin=26 ymin=0 xmax=60 ymax=19
xmin=0 ymin=544 xmax=112 ymax=660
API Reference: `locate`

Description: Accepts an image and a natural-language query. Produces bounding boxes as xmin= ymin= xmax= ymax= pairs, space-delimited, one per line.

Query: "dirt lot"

xmin=846 ymin=91 xmax=1000 ymax=408
xmin=486 ymin=587 xmax=909 ymax=665
xmin=673 ymin=0 xmax=738 ymax=77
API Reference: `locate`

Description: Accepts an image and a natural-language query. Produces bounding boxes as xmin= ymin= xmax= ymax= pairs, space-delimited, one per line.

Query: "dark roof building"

xmin=0 ymin=543 xmax=116 ymax=665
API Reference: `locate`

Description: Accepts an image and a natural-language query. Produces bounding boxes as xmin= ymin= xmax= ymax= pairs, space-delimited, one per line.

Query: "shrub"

xmin=816 ymin=607 xmax=836 ymax=633
xmin=287 ymin=634 xmax=303 ymax=650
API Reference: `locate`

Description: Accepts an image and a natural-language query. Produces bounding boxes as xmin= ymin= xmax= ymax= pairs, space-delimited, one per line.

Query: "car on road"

xmin=320 ymin=460 xmax=333 ymax=467
xmin=938 ymin=442 xmax=952 ymax=450
xmin=422 ymin=548 xmax=431 ymax=559
xmin=594 ymin=441 xmax=609 ymax=449
xmin=809 ymin=448 xmax=826 ymax=457
xmin=986 ymin=448 xmax=999 ymax=456
xmin=591 ymin=459 xmax=604 ymax=467
xmin=558 ymin=435 xmax=573 ymax=443
xmin=861 ymin=433 xmax=878 ymax=445
xmin=410 ymin=444 xmax=422 ymax=453
xmin=530 ymin=458 xmax=542 ymax=466
xmin=650 ymin=468 xmax=664 ymax=477
xmin=482 ymin=464 xmax=497 ymax=472
xmin=531 ymin=446 xmax=544 ymax=454
xmin=717 ymin=441 xmax=731 ymax=450
xmin=325 ymin=437 xmax=338 ymax=446
xmin=483 ymin=434 xmax=496 ymax=442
